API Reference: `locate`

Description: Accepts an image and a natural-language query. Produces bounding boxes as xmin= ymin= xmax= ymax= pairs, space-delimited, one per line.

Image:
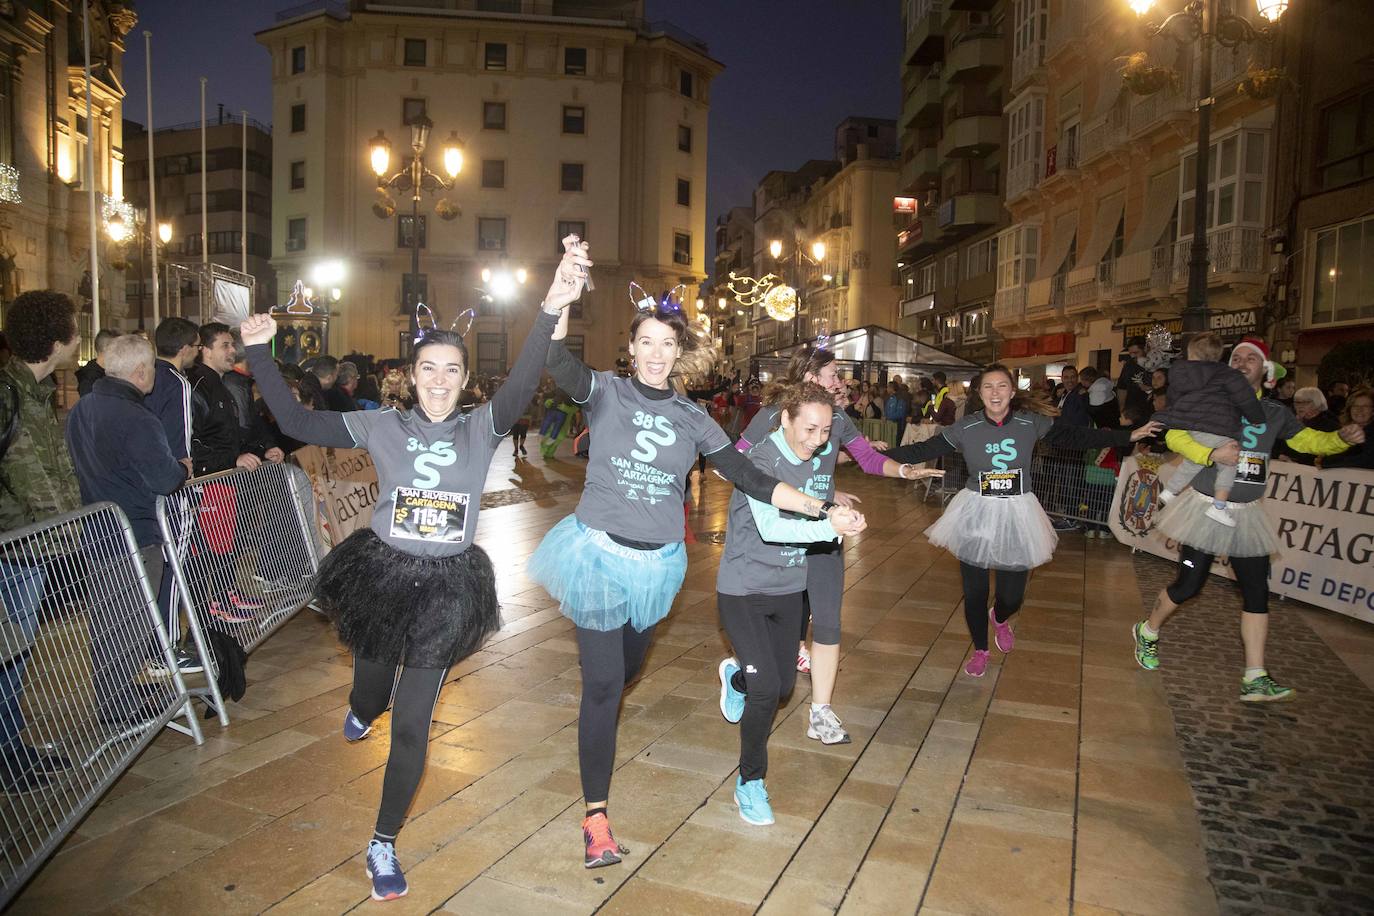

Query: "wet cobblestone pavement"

xmin=1132 ymin=553 xmax=1374 ymax=916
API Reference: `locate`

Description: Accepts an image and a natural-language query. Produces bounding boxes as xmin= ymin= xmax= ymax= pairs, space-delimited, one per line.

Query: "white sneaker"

xmin=1157 ymin=488 xmax=1177 ymax=506
xmin=796 ymin=645 xmax=811 ymax=674
xmin=1204 ymin=503 xmax=1237 ymax=527
xmin=806 ymin=705 xmax=851 ymax=745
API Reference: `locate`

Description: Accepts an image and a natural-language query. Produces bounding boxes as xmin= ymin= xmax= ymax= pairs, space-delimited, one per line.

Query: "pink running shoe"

xmin=964 ymin=649 xmax=990 ymax=678
xmin=209 ymin=599 xmax=254 ymax=624
xmin=989 ymin=607 xmax=1015 ymax=654
xmin=228 ymin=589 xmax=267 ymax=611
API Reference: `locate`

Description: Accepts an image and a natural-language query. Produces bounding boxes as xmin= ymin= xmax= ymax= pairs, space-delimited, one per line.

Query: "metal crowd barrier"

xmin=936 ymin=442 xmax=1121 ymax=526
xmin=1 ymin=502 xmax=201 ymax=907
xmin=156 ymin=462 xmax=321 ymax=726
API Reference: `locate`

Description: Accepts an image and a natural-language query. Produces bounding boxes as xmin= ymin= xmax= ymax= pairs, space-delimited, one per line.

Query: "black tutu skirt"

xmin=315 ymin=528 xmax=501 ymax=668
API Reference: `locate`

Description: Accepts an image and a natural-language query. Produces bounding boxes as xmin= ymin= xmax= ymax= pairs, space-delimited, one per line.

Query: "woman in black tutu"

xmin=239 ymin=237 xmax=592 ymax=902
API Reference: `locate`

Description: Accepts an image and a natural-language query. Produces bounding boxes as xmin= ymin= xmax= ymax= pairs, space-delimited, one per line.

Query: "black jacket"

xmin=75 ymin=360 xmax=105 ymax=398
xmin=1151 ymin=359 xmax=1265 ymax=437
xmin=187 ymin=363 xmax=269 ymax=474
xmin=65 ymin=377 xmax=187 ymax=547
xmin=1323 ymin=421 xmax=1373 ymax=470
xmin=1058 ymin=387 xmax=1093 ymax=427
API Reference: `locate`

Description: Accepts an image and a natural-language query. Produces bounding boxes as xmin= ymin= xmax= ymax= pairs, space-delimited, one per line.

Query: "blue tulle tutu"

xmin=529 ymin=515 xmax=687 ymax=632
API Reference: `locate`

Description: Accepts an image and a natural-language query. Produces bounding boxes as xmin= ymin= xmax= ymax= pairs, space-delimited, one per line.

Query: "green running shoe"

xmin=1240 ymin=674 xmax=1294 ymax=703
xmin=1132 ymin=621 xmax=1160 ymax=671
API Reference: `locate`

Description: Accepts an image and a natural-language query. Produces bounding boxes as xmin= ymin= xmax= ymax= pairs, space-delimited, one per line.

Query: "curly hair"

xmin=777 ymin=381 xmax=836 ymax=425
xmin=4 ymin=290 xmax=77 ymax=363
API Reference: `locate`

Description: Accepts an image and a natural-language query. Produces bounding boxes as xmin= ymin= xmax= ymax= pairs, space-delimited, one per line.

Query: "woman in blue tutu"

xmin=884 ymin=364 xmax=1160 ymax=678
xmin=239 ymin=238 xmax=591 ymax=902
xmin=529 ymin=289 xmax=834 ymax=868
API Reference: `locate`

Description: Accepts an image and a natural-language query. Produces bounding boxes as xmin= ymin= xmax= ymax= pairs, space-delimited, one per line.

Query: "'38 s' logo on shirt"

xmin=629 ymin=411 xmax=677 ymax=461
xmin=609 ymin=411 xmax=679 ymax=505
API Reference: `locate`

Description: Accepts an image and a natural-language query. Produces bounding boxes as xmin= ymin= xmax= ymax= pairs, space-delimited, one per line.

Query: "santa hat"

xmin=1232 ymin=336 xmax=1277 ymax=388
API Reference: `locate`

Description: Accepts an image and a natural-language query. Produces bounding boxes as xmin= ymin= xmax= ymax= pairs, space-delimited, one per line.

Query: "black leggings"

xmin=350 ymin=658 xmax=448 ymax=839
xmin=719 ymin=592 xmax=804 ymax=782
xmin=959 ymin=562 xmax=1030 ymax=651
xmin=1166 ymin=545 xmax=1270 ymax=613
xmin=575 ymin=622 xmax=656 ymax=803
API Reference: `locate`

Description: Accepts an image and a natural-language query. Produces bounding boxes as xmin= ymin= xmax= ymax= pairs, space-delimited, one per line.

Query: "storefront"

xmin=996 ymin=332 xmax=1076 ymax=385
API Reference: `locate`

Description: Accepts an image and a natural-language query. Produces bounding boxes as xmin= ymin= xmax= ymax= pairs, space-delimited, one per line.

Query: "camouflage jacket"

xmin=0 ymin=357 xmax=81 ymax=534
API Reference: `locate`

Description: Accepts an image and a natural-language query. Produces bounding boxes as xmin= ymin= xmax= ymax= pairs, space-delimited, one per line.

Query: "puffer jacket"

xmin=1150 ymin=359 xmax=1266 ymax=437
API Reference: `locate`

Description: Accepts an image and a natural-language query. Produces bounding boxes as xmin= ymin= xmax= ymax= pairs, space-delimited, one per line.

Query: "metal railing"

xmin=994 ymin=286 xmax=1027 ymax=323
xmin=1171 ymin=227 xmax=1265 ymax=285
xmin=937 ymin=442 xmax=1122 ymax=526
xmin=1 ymin=503 xmax=202 ymax=907
xmin=1008 ymin=158 xmax=1044 ymax=200
xmin=1109 ymin=245 xmax=1174 ymax=300
xmin=1080 ymin=104 xmax=1128 ymax=164
xmin=1011 ymin=41 xmax=1046 ymax=88
xmin=156 ymin=463 xmax=321 ymax=726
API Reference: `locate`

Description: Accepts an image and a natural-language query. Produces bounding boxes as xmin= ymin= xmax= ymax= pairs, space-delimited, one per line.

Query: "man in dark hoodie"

xmin=66 ymin=334 xmax=192 ymax=713
xmin=75 ymin=328 xmax=118 ymax=397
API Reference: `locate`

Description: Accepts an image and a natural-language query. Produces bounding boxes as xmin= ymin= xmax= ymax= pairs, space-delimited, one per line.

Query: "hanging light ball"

xmin=762 ymin=284 xmax=798 ymax=322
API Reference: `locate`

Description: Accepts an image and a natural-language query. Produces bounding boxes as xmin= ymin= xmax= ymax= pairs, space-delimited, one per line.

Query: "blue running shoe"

xmin=734 ymin=776 xmax=775 ymax=826
xmin=365 ymin=839 xmax=407 ymax=901
xmin=718 ymin=657 xmax=745 ymax=724
xmin=343 ymin=709 xmax=372 ymax=742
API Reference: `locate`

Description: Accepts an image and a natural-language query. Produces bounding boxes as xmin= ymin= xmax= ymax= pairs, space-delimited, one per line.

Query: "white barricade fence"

xmin=1109 ymin=453 xmax=1374 ymax=624
xmin=1 ymin=502 xmax=201 ymax=907
xmin=156 ymin=462 xmax=321 ymax=725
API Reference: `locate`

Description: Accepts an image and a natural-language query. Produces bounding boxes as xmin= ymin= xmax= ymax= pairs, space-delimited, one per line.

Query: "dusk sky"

xmin=121 ymin=0 xmax=901 ymax=261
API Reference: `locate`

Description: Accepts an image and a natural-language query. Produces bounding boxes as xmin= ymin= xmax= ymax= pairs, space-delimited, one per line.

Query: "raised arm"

xmin=842 ymin=434 xmax=905 ymax=477
xmin=546 ymin=341 xmax=594 ymax=403
xmin=240 ymin=318 xmax=357 ymax=449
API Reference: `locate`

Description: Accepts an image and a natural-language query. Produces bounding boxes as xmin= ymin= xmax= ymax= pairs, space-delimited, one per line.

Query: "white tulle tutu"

xmin=925 ymin=489 xmax=1057 ymax=571
xmin=1154 ymin=491 xmax=1277 ymax=558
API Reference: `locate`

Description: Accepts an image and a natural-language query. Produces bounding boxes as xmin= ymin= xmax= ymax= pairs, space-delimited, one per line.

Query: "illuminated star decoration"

xmin=284 ymin=279 xmax=315 ymax=315
xmin=1146 ymin=323 xmax=1175 ymax=355
xmin=726 ymin=270 xmax=797 ymax=322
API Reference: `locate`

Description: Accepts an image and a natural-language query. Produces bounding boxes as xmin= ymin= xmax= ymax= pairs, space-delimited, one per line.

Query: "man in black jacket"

xmin=75 ymin=329 xmax=118 ymax=397
xmin=188 ymin=323 xmax=280 ymax=475
xmin=65 ymin=334 xmax=194 ymax=709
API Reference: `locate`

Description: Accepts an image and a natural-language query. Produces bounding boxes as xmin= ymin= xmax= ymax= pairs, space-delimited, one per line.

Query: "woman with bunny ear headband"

xmin=236 ymin=237 xmax=591 ymax=903
xmin=528 ymin=278 xmax=853 ymax=869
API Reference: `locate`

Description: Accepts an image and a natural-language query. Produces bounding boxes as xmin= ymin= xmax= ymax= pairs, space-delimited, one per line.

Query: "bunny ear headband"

xmin=628 ymin=282 xmax=688 ymax=314
xmin=413 ymin=303 xmax=478 ymax=345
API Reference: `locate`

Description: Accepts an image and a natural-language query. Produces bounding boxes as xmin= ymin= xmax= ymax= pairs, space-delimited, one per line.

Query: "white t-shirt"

xmin=1087 ymin=377 xmax=1115 ymax=407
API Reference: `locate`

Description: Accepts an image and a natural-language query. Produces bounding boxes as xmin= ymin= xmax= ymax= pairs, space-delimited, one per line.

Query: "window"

xmin=1309 ymin=214 xmax=1374 ymax=327
xmin=562 ymin=105 xmax=585 ymax=135
xmin=1059 ymin=117 xmax=1080 ymax=171
xmin=678 ymin=124 xmax=692 ymax=152
xmin=481 ymin=159 xmax=505 ymax=189
xmin=477 ymin=333 xmax=507 ymax=374
xmin=997 ymin=224 xmax=1040 ymax=291
xmin=483 ymin=101 xmax=507 ymax=130
xmin=556 ymin=219 xmax=587 ymax=254
xmin=402 ymin=273 xmax=428 ymax=308
xmin=478 ymin=217 xmax=507 ymax=251
xmin=963 ymin=307 xmax=990 ymax=343
xmin=964 ymin=236 xmax=998 ymax=279
xmin=564 ymin=47 xmax=587 ymax=76
xmin=290 ymin=103 xmax=306 ymax=133
xmin=484 ymin=43 xmax=507 ymax=71
xmin=679 ymin=69 xmax=694 ymax=98
xmin=289 ymin=160 xmax=305 ymax=190
xmin=290 ymin=46 xmax=306 ymax=74
xmin=286 ymin=218 xmax=307 ymax=252
xmin=561 ymin=162 xmax=584 ymax=192
xmin=1317 ymin=90 xmax=1374 ymax=190
xmin=676 ymin=178 xmax=691 ymax=207
xmin=673 ymin=231 xmax=691 ymax=266
xmin=944 ymin=253 xmax=958 ymax=287
xmin=398 ymin=214 xmax=427 ymax=249
xmin=404 ymin=38 xmax=426 ymax=67
xmin=917 ymin=261 xmax=936 ymax=294
xmin=206 ymin=231 xmax=242 ymax=255
xmin=1011 ymin=0 xmax=1047 ymax=75
xmin=402 ymin=98 xmax=426 ymax=125
xmin=1008 ymin=92 xmax=1045 ymax=176
xmin=1179 ymin=129 xmax=1268 ymax=238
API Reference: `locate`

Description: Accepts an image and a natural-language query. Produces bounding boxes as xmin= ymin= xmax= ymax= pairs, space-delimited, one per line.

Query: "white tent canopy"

xmin=756 ymin=325 xmax=980 ymax=380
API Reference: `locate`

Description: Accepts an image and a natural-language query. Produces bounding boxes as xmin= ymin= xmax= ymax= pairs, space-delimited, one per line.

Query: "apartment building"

xmin=991 ymin=0 xmax=1277 ymax=382
xmin=709 ymin=204 xmax=753 ymax=368
xmin=256 ymin=0 xmax=719 ymax=367
xmin=895 ymin=0 xmax=1010 ymax=368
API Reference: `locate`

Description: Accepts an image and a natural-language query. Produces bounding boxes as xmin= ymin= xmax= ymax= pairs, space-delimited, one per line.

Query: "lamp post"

xmin=478 ymin=265 xmax=527 ymax=372
xmin=1130 ymin=0 xmax=1290 ymax=333
xmin=769 ymin=236 xmax=827 ymax=343
xmin=106 ymin=208 xmax=172 ymax=331
xmin=368 ymin=116 xmax=465 ymax=354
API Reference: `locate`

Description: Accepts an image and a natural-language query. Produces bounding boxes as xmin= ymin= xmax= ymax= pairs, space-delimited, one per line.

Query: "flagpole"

xmin=83 ymin=0 xmax=99 ymax=332
xmin=241 ymin=110 xmax=248 ymax=275
xmin=145 ymin=30 xmax=160 ymax=328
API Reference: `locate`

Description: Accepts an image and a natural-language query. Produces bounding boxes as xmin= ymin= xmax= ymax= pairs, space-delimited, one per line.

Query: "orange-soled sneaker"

xmin=582 ymin=812 xmax=628 ymax=868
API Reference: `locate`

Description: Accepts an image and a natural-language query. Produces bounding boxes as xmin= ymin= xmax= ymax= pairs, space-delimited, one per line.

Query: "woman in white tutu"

xmin=885 ymin=364 xmax=1160 ymax=676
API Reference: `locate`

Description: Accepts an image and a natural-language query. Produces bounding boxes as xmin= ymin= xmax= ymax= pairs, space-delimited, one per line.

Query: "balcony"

xmin=1011 ymin=42 xmax=1045 ymax=91
xmin=936 ymin=192 xmax=1002 ymax=240
xmin=1007 ymin=157 xmax=1044 ymax=202
xmin=1046 ymin=0 xmax=1085 ymax=63
xmin=902 ymin=76 xmax=944 ymax=130
xmin=938 ymin=114 xmax=1002 ymax=159
xmin=1171 ymin=227 xmax=1265 ymax=286
xmin=900 ymin=145 xmax=941 ymax=192
xmin=1079 ymin=105 xmax=1128 ymax=165
xmin=1026 ymin=274 xmax=1066 ymax=320
xmin=905 ymin=0 xmax=945 ymax=65
xmin=944 ymin=31 xmax=1003 ymax=83
xmin=1128 ymin=68 xmax=1195 ymax=139
xmin=897 ymin=211 xmax=939 ymax=257
xmin=994 ymin=286 xmax=1027 ymax=326
xmin=1107 ymin=246 xmax=1173 ymax=302
xmin=1064 ymin=261 xmax=1114 ymax=315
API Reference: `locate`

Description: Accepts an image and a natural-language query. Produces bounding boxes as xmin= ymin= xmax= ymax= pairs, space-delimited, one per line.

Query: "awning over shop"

xmin=1081 ymin=190 xmax=1125 ymax=267
xmin=755 ymin=325 xmax=980 ymax=380
xmin=1035 ymin=211 xmax=1078 ymax=280
xmin=1126 ymin=166 xmax=1179 ymax=253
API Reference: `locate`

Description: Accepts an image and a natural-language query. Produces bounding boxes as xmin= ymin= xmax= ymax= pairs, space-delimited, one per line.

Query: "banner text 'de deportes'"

xmin=1110 ymin=455 xmax=1374 ymax=624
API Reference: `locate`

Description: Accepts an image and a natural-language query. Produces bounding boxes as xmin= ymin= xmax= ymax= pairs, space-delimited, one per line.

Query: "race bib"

xmin=390 ymin=487 xmax=469 ymax=543
xmin=1234 ymin=450 xmax=1268 ymax=486
xmin=978 ymin=469 xmax=1024 ymax=497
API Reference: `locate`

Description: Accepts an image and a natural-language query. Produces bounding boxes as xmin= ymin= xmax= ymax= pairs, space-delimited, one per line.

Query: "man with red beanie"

xmin=1132 ymin=336 xmax=1365 ymax=701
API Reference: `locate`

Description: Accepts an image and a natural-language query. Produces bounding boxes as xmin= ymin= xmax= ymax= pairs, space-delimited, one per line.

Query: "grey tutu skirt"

xmin=315 ymin=528 xmax=501 ymax=668
xmin=1154 ymin=491 xmax=1277 ymax=558
xmin=925 ymin=489 xmax=1058 ymax=571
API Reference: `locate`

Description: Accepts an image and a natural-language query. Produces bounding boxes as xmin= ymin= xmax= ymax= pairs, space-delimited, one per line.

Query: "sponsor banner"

xmin=292 ymin=446 xmax=380 ymax=550
xmin=1121 ymin=308 xmax=1258 ymax=347
xmin=1110 ymin=454 xmax=1374 ymax=624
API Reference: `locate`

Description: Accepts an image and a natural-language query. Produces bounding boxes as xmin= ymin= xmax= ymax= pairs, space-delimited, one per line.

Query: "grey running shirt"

xmin=1188 ymin=398 xmax=1305 ymax=504
xmin=573 ymin=371 xmax=732 ymax=542
xmin=942 ymin=410 xmax=1055 ymax=496
xmin=717 ymin=430 xmax=838 ymax=597
xmin=740 ymin=404 xmax=857 ymax=498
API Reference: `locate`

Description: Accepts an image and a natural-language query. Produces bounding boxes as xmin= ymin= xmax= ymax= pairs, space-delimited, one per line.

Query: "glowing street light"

xmin=769 ymin=239 xmax=783 ymax=259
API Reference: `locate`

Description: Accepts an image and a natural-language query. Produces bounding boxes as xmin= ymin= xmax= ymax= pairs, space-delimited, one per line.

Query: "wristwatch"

xmin=819 ymin=499 xmax=838 ymax=518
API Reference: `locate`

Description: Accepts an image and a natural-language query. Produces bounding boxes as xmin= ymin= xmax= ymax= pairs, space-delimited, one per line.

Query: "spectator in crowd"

xmin=297 ymin=370 xmax=329 ymax=411
xmin=189 ymin=323 xmax=278 ymax=476
xmin=1 ymin=290 xmax=82 ymax=791
xmin=1056 ymin=366 xmax=1092 ymax=427
xmin=76 ymin=328 xmax=118 ymax=397
xmin=65 ymin=334 xmax=190 ymax=721
xmin=147 ymin=318 xmax=199 ymax=471
xmin=1272 ymin=374 xmax=1297 ymax=412
xmin=1151 ymin=367 xmax=1169 ymax=392
xmin=1326 ymin=380 xmax=1349 ymax=418
xmin=257 ymin=365 xmax=310 ymax=455
xmin=308 ymin=355 xmax=357 ymax=413
xmin=1117 ymin=336 xmax=1153 ymax=419
xmin=222 ymin=334 xmax=281 ymax=459
xmin=1277 ymin=387 xmax=1341 ymax=466
xmin=337 ymin=361 xmax=372 ymax=409
xmin=1322 ymin=386 xmax=1374 ymax=470
xmin=1152 ymin=386 xmax=1169 ymax=415
xmin=1081 ymin=366 xmax=1118 ymax=428
xmin=924 ymin=372 xmax=956 ymax=426
xmin=884 ymin=380 xmax=910 ymax=438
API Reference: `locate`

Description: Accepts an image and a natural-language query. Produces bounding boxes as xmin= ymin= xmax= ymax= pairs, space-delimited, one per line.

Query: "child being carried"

xmin=1151 ymin=332 xmax=1266 ymax=527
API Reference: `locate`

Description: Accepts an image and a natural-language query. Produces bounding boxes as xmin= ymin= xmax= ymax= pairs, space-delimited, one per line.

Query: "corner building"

xmin=256 ymin=0 xmax=718 ymax=367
